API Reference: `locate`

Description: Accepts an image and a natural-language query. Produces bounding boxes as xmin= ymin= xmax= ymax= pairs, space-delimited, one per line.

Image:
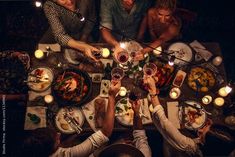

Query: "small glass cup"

xmin=143 ymin=63 xmax=157 ymax=77
xmin=111 ymin=67 xmax=124 ymax=82
xmin=92 ymin=51 xmax=102 ymax=59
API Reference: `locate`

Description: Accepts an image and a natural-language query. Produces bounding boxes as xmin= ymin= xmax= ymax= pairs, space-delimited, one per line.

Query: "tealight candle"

xmin=119 ymin=87 xmax=127 ymax=97
xmin=214 ymin=97 xmax=225 ymax=106
xmin=218 ymin=86 xmax=232 ymax=97
xmin=202 ymin=95 xmax=212 ymax=105
xmin=34 ymin=49 xmax=44 ymax=59
xmin=44 ymin=94 xmax=54 ymax=104
xmin=169 ymin=87 xmax=180 ymax=99
xmin=101 ymin=48 xmax=110 ymax=58
xmin=153 ymin=46 xmax=162 ymax=55
xmin=212 ymin=56 xmax=222 ymax=66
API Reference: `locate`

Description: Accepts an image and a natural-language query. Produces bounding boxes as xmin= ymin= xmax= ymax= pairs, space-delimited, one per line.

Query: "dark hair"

xmin=21 ymin=127 xmax=57 ymax=157
xmin=156 ymin=0 xmax=177 ymax=11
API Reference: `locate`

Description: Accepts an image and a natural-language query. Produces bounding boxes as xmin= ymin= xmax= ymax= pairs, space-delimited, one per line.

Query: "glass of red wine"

xmin=92 ymin=51 xmax=102 ymax=59
xmin=117 ymin=51 xmax=129 ymax=64
xmin=143 ymin=63 xmax=157 ymax=77
xmin=111 ymin=67 xmax=124 ymax=82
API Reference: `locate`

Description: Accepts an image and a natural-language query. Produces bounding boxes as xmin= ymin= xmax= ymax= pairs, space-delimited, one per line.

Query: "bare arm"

xmin=101 ymin=28 xmax=119 ymax=47
xmin=101 ymin=81 xmax=121 ymax=137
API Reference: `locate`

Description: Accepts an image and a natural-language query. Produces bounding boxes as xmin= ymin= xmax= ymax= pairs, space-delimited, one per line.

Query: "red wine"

xmin=118 ymin=53 xmax=128 ymax=63
xmin=93 ymin=51 xmax=102 ymax=59
xmin=145 ymin=68 xmax=153 ymax=76
xmin=112 ymin=73 xmax=121 ymax=81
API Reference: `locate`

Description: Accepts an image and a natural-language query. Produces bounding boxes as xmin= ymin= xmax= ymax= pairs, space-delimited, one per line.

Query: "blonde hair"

xmin=156 ymin=0 xmax=177 ymax=11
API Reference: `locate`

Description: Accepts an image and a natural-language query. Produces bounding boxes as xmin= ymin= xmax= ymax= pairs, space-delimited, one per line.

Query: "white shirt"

xmin=152 ymin=105 xmax=202 ymax=156
xmin=50 ymin=130 xmax=109 ymax=157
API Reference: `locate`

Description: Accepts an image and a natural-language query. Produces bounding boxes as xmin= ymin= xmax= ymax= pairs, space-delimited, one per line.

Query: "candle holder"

xmin=213 ymin=97 xmax=225 ymax=107
xmin=119 ymin=87 xmax=127 ymax=97
xmin=34 ymin=49 xmax=45 ymax=59
xmin=218 ymin=85 xmax=232 ymax=97
xmin=202 ymin=95 xmax=212 ymax=105
xmin=169 ymin=87 xmax=181 ymax=99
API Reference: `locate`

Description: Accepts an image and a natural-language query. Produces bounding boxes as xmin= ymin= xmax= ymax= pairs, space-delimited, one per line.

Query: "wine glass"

xmin=116 ymin=51 xmax=129 ymax=64
xmin=143 ymin=63 xmax=157 ymax=77
xmin=92 ymin=51 xmax=102 ymax=59
xmin=111 ymin=67 xmax=124 ymax=82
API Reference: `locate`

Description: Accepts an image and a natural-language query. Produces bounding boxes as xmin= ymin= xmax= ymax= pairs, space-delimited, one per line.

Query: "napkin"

xmin=24 ymin=106 xmax=47 ymax=130
xmin=38 ymin=43 xmax=61 ymax=52
xmin=28 ymin=88 xmax=51 ymax=101
xmin=167 ymin=101 xmax=181 ymax=129
xmin=82 ymin=96 xmax=108 ymax=132
xmin=190 ymin=40 xmax=213 ymax=61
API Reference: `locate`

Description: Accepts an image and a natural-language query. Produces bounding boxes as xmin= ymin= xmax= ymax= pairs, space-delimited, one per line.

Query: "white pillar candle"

xmin=214 ymin=97 xmax=225 ymax=106
xmin=153 ymin=46 xmax=162 ymax=55
xmin=34 ymin=49 xmax=44 ymax=59
xmin=101 ymin=48 xmax=110 ymax=58
xmin=44 ymin=94 xmax=54 ymax=104
xmin=202 ymin=95 xmax=212 ymax=105
xmin=119 ymin=87 xmax=127 ymax=97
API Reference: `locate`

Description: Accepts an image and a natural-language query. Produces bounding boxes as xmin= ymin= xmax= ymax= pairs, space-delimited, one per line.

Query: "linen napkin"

xmin=167 ymin=101 xmax=181 ymax=129
xmin=190 ymin=40 xmax=213 ymax=61
xmin=24 ymin=106 xmax=47 ymax=130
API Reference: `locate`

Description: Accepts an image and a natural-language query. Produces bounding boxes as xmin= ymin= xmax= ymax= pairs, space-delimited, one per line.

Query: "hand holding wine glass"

xmin=111 ymin=67 xmax=124 ymax=83
xmin=143 ymin=75 xmax=159 ymax=95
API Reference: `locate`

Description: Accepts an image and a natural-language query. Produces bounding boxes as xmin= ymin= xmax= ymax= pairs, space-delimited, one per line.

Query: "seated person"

xmin=100 ymin=0 xmax=152 ymax=58
xmin=135 ymin=0 xmax=181 ymax=60
xmin=41 ymin=0 xmax=98 ymax=61
xmin=97 ymin=99 xmax=152 ymax=157
xmin=143 ymin=76 xmax=212 ymax=157
xmin=21 ymin=81 xmax=121 ymax=157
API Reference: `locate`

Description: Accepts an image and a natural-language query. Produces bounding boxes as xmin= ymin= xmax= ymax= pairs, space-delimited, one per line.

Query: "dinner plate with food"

xmin=55 ymin=107 xmax=84 ymax=134
xmin=168 ymin=42 xmax=193 ymax=65
xmin=115 ymin=98 xmax=152 ymax=126
xmin=187 ymin=66 xmax=216 ymax=92
xmin=53 ymin=69 xmax=92 ymax=106
xmin=178 ymin=101 xmax=207 ymax=130
xmin=27 ymin=67 xmax=54 ymax=92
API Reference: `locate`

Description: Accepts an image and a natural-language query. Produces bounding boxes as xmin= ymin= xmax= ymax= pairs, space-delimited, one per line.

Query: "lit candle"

xmin=202 ymin=95 xmax=212 ymax=105
xmin=34 ymin=49 xmax=44 ymax=59
xmin=218 ymin=86 xmax=232 ymax=97
xmin=119 ymin=87 xmax=127 ymax=97
xmin=169 ymin=87 xmax=180 ymax=99
xmin=153 ymin=46 xmax=162 ymax=55
xmin=101 ymin=48 xmax=110 ymax=58
xmin=44 ymin=94 xmax=54 ymax=104
xmin=214 ymin=97 xmax=225 ymax=106
xmin=212 ymin=56 xmax=222 ymax=66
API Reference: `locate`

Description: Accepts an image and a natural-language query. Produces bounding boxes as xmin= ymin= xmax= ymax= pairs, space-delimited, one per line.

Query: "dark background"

xmin=0 ymin=0 xmax=235 ymax=156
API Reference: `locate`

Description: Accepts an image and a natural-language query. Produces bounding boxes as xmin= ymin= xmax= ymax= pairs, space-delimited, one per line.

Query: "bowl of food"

xmin=187 ymin=66 xmax=216 ymax=92
xmin=52 ymin=69 xmax=92 ymax=106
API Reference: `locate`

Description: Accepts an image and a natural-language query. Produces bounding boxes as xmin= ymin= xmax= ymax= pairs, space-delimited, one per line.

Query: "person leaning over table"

xmin=40 ymin=0 xmax=99 ymax=61
xmin=21 ymin=81 xmax=121 ymax=157
xmin=143 ymin=75 xmax=213 ymax=157
xmin=99 ymin=0 xmax=152 ymax=59
xmin=97 ymin=99 xmax=152 ymax=157
xmin=135 ymin=0 xmax=181 ymax=60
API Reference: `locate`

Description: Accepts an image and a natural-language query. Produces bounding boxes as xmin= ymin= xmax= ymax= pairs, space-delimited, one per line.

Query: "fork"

xmin=63 ymin=113 xmax=82 ymax=134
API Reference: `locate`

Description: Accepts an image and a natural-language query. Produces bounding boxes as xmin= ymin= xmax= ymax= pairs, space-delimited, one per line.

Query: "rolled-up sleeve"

xmin=100 ymin=0 xmax=112 ymax=30
xmin=43 ymin=2 xmax=72 ymax=46
xmin=133 ymin=130 xmax=152 ymax=157
xmin=51 ymin=130 xmax=109 ymax=157
xmin=152 ymin=105 xmax=199 ymax=154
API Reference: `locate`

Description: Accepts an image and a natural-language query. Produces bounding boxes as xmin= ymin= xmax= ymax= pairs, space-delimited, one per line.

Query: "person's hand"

xmin=131 ymin=100 xmax=141 ymax=114
xmin=113 ymin=44 xmax=124 ymax=61
xmin=197 ymin=119 xmax=213 ymax=144
xmin=109 ymin=80 xmax=121 ymax=97
xmin=133 ymin=50 xmax=145 ymax=61
xmin=81 ymin=43 xmax=99 ymax=62
xmin=143 ymin=75 xmax=158 ymax=95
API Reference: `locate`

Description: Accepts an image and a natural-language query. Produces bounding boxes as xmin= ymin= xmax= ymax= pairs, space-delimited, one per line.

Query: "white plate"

xmin=179 ymin=101 xmax=206 ymax=130
xmin=55 ymin=107 xmax=84 ymax=134
xmin=168 ymin=42 xmax=193 ymax=65
xmin=115 ymin=98 xmax=152 ymax=126
xmin=27 ymin=67 xmax=53 ymax=92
